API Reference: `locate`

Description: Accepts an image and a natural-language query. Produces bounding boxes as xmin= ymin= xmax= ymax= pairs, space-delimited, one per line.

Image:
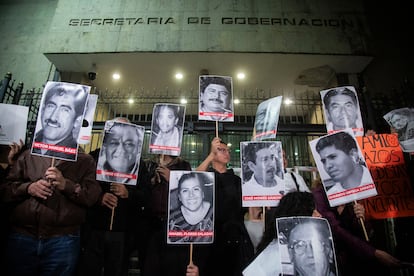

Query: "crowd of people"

xmin=0 ymin=81 xmax=411 ymax=276
xmin=1 ymin=132 xmax=409 ymax=276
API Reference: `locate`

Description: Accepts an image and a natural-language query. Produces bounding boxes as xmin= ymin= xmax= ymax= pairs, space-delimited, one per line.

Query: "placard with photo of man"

xmin=240 ymin=141 xmax=285 ymax=207
xmin=31 ymin=81 xmax=90 ymax=161
xmin=199 ymin=75 xmax=234 ymax=122
xmin=320 ymin=86 xmax=364 ymax=137
xmin=252 ymin=96 xmax=283 ymax=141
xmin=96 ymin=120 xmax=144 ymax=185
xmin=276 ymin=216 xmax=338 ymax=276
xmin=309 ymin=130 xmax=377 ymax=207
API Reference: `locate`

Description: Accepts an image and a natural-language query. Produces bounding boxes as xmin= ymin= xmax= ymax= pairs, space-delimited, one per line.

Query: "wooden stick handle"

xmin=189 ymin=243 xmax=193 ymax=265
xmin=360 ymin=217 xmax=369 ymax=241
xmin=354 ymin=200 xmax=369 ymax=241
xmin=215 ymin=121 xmax=219 ymax=137
xmin=110 ymin=207 xmax=115 ymax=231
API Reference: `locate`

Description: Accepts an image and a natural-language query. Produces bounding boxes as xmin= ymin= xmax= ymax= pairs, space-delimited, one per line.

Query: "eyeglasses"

xmin=106 ymin=139 xmax=137 ymax=152
xmin=217 ymin=148 xmax=231 ymax=154
xmin=289 ymin=240 xmax=326 ymax=255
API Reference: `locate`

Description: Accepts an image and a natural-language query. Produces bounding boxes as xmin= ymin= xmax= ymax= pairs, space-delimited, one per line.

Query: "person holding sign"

xmin=314 ymin=131 xmax=373 ymax=196
xmin=2 ymin=147 xmax=101 ymax=275
xmin=144 ymin=155 xmax=209 ymax=276
xmin=0 ymin=139 xmax=25 ymax=270
xmin=244 ymin=192 xmax=322 ymax=276
xmin=199 ymin=75 xmax=234 ymax=121
xmin=32 ymin=81 xmax=89 ymax=161
xmin=78 ymin=117 xmax=150 ymax=276
xmin=197 ymin=137 xmax=254 ymax=276
xmin=312 ymin=179 xmax=402 ymax=276
xmin=168 ymin=172 xmax=213 ymax=243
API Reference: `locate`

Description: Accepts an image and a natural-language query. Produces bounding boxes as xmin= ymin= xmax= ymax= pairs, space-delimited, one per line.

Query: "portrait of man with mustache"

xmin=199 ymin=75 xmax=234 ymax=122
xmin=241 ymin=141 xmax=285 ymax=207
xmin=32 ymin=81 xmax=89 ymax=161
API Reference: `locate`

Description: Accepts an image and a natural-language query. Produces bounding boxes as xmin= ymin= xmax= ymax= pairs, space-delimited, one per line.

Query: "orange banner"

xmin=356 ymin=134 xmax=414 ymax=219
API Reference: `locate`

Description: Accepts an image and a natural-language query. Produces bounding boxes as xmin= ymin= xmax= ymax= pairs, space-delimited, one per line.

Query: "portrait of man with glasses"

xmin=96 ymin=120 xmax=144 ymax=185
xmin=277 ymin=216 xmax=338 ymax=276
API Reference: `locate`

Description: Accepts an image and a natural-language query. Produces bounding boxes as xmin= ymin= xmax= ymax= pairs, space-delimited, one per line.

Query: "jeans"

xmin=7 ymin=232 xmax=80 ymax=276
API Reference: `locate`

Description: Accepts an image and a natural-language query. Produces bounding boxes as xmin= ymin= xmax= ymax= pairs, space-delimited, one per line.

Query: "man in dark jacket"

xmin=77 ymin=117 xmax=151 ymax=276
xmin=2 ymin=148 xmax=101 ymax=276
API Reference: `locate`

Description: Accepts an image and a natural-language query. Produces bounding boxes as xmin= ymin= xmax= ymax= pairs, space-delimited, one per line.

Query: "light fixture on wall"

xmin=175 ymin=72 xmax=183 ymax=79
xmin=284 ymin=98 xmax=293 ymax=105
xmin=112 ymin=73 xmax=120 ymax=80
xmin=237 ymin=72 xmax=245 ymax=79
xmin=88 ymin=63 xmax=97 ymax=80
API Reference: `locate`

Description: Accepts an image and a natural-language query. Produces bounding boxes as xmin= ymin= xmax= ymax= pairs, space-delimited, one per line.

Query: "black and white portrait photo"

xmin=199 ymin=75 xmax=234 ymax=122
xmin=309 ymin=130 xmax=377 ymax=207
xmin=167 ymin=171 xmax=215 ymax=244
xmin=240 ymin=141 xmax=285 ymax=207
xmin=31 ymin=81 xmax=90 ymax=161
xmin=276 ymin=217 xmax=338 ymax=276
xmin=253 ymin=96 xmax=282 ymax=141
xmin=383 ymin=107 xmax=414 ymax=153
xmin=149 ymin=103 xmax=185 ymax=156
xmin=96 ymin=120 xmax=144 ymax=185
xmin=320 ymin=86 xmax=364 ymax=137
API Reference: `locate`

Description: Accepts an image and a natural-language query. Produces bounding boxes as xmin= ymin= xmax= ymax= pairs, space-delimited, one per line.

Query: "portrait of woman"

xmin=167 ymin=171 xmax=215 ymax=244
xmin=149 ymin=103 xmax=185 ymax=156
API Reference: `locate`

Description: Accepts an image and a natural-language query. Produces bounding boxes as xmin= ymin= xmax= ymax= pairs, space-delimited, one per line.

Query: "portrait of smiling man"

xmin=199 ymin=75 xmax=234 ymax=122
xmin=31 ymin=81 xmax=90 ymax=161
xmin=96 ymin=120 xmax=144 ymax=185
